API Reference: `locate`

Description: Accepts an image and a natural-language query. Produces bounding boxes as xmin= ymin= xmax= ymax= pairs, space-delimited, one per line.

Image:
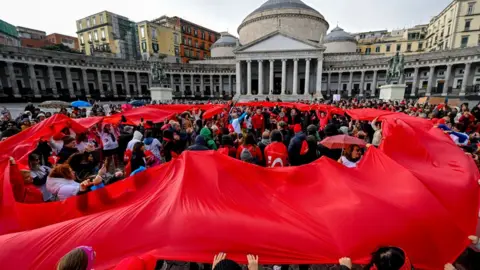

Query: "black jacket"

xmin=58 ymin=147 xmax=78 ymax=164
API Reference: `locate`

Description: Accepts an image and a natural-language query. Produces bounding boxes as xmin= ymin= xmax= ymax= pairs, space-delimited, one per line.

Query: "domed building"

xmin=323 ymin=26 xmax=357 ymax=54
xmin=211 ymin=32 xmax=238 ymax=58
xmin=238 ymin=0 xmax=329 ymax=45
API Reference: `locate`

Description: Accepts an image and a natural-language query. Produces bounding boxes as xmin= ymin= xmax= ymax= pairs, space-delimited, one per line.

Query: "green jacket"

xmin=200 ymin=127 xmax=218 ymax=150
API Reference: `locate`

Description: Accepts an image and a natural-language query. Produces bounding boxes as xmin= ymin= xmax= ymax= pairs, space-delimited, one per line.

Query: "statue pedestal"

xmin=149 ymin=86 xmax=173 ymax=101
xmin=379 ymin=84 xmax=406 ymax=101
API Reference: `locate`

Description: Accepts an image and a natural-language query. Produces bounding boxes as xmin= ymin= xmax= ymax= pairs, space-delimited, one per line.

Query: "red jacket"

xmin=264 ymin=142 xmax=289 ymax=167
xmin=251 ymin=113 xmax=265 ymax=130
xmin=10 ymin=164 xmax=43 ymax=204
xmin=218 ymin=146 xmax=237 ymax=158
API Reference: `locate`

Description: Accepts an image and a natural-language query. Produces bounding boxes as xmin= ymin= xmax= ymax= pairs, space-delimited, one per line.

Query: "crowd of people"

xmin=1 ymin=97 xmax=480 ymax=269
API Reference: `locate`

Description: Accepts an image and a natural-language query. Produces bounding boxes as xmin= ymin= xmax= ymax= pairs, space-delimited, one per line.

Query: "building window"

xmin=152 ymin=29 xmax=157 ymax=39
xmin=418 ymin=42 xmax=423 ymax=50
xmin=92 ymin=17 xmax=96 ymax=25
xmin=100 ymin=15 xmax=104 ymax=24
xmin=188 ymin=27 xmax=191 ymax=34
xmin=188 ymin=39 xmax=192 ymax=46
xmin=195 ymin=41 xmax=198 ymax=48
xmin=88 ymin=33 xmax=92 ymax=42
xmin=356 ymin=48 xmax=362 ymax=53
xmin=365 ymin=48 xmax=371 ymax=55
xmin=194 ymin=29 xmax=198 ymax=36
xmin=468 ymin=3 xmax=475 ymax=15
xmin=386 ymin=44 xmax=391 ymax=52
xmin=407 ymin=43 xmax=412 ymax=51
xmin=101 ymin=29 xmax=106 ymax=39
xmin=183 ymin=37 xmax=186 ymax=45
xmin=375 ymin=46 xmax=380 ymax=53
xmin=465 ymin=20 xmax=471 ymax=31
xmin=174 ymin=34 xmax=179 ymax=45
xmin=94 ymin=31 xmax=98 ymax=41
xmin=87 ymin=20 xmax=90 ymax=27
xmin=202 ymin=32 xmax=205 ymax=39
xmin=79 ymin=22 xmax=83 ymax=30
xmin=140 ymin=27 xmax=145 ymax=39
xmin=141 ymin=42 xmax=147 ymax=52
xmin=461 ymin=35 xmax=469 ymax=48
xmin=174 ymin=47 xmax=179 ymax=56
xmin=80 ymin=36 xmax=84 ymax=44
xmin=396 ymin=44 xmax=401 ymax=51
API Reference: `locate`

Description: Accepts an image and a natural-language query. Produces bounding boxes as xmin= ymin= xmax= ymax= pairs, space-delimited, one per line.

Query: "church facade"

xmin=164 ymin=0 xmax=480 ymax=101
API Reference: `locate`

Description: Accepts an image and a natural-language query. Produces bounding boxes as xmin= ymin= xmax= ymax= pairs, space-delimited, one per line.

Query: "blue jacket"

xmin=288 ymin=132 xmax=307 ymax=166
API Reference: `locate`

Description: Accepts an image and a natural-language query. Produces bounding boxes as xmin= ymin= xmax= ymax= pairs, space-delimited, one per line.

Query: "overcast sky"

xmin=1 ymin=0 xmax=452 ymax=36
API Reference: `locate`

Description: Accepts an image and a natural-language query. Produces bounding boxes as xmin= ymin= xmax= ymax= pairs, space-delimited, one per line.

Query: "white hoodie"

xmin=127 ymin=131 xmax=143 ymax=150
xmin=46 ymin=177 xmax=80 ymax=201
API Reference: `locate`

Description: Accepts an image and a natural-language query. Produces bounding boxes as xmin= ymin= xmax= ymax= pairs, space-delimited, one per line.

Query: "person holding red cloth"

xmin=9 ymin=157 xmax=43 ymax=203
xmin=316 ymin=109 xmax=330 ymax=130
xmin=251 ymin=108 xmax=265 ymax=138
xmin=264 ymin=130 xmax=289 ymax=167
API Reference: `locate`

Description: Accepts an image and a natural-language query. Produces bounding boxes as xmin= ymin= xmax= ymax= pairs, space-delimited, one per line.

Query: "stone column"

xmin=219 ymin=75 xmax=223 ymax=97
xmin=247 ymin=60 xmax=252 ymax=96
xmin=228 ymin=75 xmax=232 ymax=96
xmin=281 ymin=59 xmax=287 ymax=95
xmin=210 ymin=74 xmax=214 ymax=97
xmin=460 ymin=62 xmax=472 ymax=96
xmin=293 ymin=58 xmax=299 ymax=95
xmin=258 ymin=60 xmax=263 ymax=95
xmin=6 ymin=62 xmax=20 ymax=98
xmin=111 ymin=71 xmax=118 ymax=97
xmin=180 ymin=74 xmax=185 ymax=97
xmin=65 ymin=67 xmax=75 ymax=98
xmin=170 ymin=73 xmax=174 ymax=90
xmin=316 ymin=57 xmax=323 ymax=97
xmin=28 ymin=64 xmax=40 ymax=98
xmin=411 ymin=67 xmax=419 ymax=97
xmin=347 ymin=72 xmax=353 ymax=96
xmin=338 ymin=72 xmax=342 ymax=94
xmin=327 ymin=72 xmax=331 ymax=92
xmin=426 ymin=66 xmax=435 ymax=96
xmin=148 ymin=73 xmax=152 ymax=89
xmin=359 ymin=70 xmax=365 ymax=97
xmin=94 ymin=70 xmax=103 ymax=97
xmin=372 ymin=70 xmax=378 ymax=97
xmin=269 ymin=60 xmax=274 ymax=95
xmin=236 ymin=61 xmax=241 ymax=95
xmin=304 ymin=58 xmax=311 ymax=96
xmin=48 ymin=65 xmax=59 ymax=98
xmin=190 ymin=74 xmax=194 ymax=97
xmin=443 ymin=64 xmax=452 ymax=96
xmin=123 ymin=72 xmax=130 ymax=97
xmin=200 ymin=74 xmax=204 ymax=97
xmin=136 ymin=72 xmax=142 ymax=97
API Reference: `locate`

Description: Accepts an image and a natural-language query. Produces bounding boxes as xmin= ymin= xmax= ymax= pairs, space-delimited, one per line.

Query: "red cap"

xmin=438 ymin=118 xmax=446 ymax=125
xmin=293 ymin=124 xmax=302 ymax=133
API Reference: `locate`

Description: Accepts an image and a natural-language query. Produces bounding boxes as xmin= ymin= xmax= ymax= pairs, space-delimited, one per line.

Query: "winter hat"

xmin=307 ymin=124 xmax=317 ymax=135
xmin=438 ymin=118 xmax=446 ymax=125
xmin=37 ymin=113 xmax=45 ymax=118
xmin=293 ymin=124 xmax=302 ymax=133
xmin=213 ymin=259 xmax=242 ymax=270
xmin=63 ymin=136 xmax=75 ymax=146
xmin=195 ymin=135 xmax=207 ymax=146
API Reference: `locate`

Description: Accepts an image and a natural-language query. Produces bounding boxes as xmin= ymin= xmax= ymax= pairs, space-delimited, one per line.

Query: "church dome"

xmin=238 ymin=0 xmax=329 ymax=45
xmin=211 ymin=32 xmax=238 ymax=57
xmin=323 ymin=26 xmax=357 ymax=54
xmin=211 ymin=32 xmax=238 ymax=48
xmin=247 ymin=0 xmax=322 ymax=17
xmin=324 ymin=26 xmax=356 ymax=43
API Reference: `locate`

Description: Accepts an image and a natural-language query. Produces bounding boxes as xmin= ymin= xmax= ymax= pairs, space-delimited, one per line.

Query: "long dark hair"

xmin=364 ymin=247 xmax=410 ymax=270
xmin=133 ymin=142 xmax=144 ymax=153
xmin=243 ymin=132 xmax=257 ymax=146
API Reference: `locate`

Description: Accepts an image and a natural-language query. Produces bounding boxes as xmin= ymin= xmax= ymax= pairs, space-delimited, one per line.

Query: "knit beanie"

xmin=240 ymin=148 xmax=254 ymax=163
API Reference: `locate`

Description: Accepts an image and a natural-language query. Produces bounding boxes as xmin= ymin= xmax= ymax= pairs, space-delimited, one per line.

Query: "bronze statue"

xmin=386 ymin=52 xmax=405 ymax=84
xmin=150 ymin=61 xmax=167 ymax=86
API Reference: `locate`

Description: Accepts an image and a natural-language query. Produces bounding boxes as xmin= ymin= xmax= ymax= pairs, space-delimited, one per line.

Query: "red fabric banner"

xmin=0 ymin=109 xmax=477 ymax=269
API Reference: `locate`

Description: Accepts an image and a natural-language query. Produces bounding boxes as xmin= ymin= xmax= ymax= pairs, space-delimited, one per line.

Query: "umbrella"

xmin=320 ymin=134 xmax=367 ymax=149
xmin=129 ymin=100 xmax=145 ymax=107
xmin=38 ymin=100 xmax=71 ymax=109
xmin=71 ymin=100 xmax=91 ymax=108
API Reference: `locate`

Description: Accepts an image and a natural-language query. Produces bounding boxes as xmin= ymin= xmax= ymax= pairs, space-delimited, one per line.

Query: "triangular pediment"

xmin=235 ymin=31 xmax=322 ymax=53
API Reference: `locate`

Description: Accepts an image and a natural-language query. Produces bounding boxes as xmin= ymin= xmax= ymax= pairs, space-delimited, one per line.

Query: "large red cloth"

xmin=0 ymin=110 xmax=477 ymax=270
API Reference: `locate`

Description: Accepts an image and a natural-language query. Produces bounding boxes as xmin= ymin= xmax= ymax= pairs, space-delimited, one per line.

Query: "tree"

xmin=41 ymin=44 xmax=81 ymax=54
